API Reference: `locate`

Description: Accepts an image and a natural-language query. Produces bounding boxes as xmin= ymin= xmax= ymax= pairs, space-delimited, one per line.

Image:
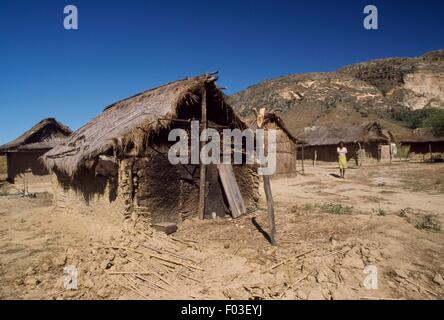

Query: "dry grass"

xmin=415 ymin=215 xmax=441 ymax=232
xmin=400 ymin=165 xmax=444 ymax=193
xmin=301 ymin=202 xmax=354 ymax=215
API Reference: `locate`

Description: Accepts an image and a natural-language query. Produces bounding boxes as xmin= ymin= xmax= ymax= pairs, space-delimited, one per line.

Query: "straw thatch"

xmin=246 ymin=112 xmax=299 ymax=177
xmin=296 ymin=121 xmax=392 ymax=146
xmin=400 ymin=128 xmax=444 ymax=143
xmin=0 ymin=118 xmax=71 ymax=153
xmin=248 ymin=112 xmax=298 ymax=142
xmin=43 ymin=74 xmax=245 ymax=176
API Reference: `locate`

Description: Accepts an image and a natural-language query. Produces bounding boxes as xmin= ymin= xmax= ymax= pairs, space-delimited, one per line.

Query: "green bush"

xmin=392 ymin=108 xmax=444 ymax=133
xmin=422 ymin=109 xmax=444 ymax=136
xmin=397 ymin=145 xmax=410 ymax=159
xmin=320 ymin=203 xmax=353 ymax=215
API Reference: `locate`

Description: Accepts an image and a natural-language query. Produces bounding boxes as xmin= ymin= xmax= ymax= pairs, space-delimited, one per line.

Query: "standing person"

xmin=337 ymin=141 xmax=348 ymax=179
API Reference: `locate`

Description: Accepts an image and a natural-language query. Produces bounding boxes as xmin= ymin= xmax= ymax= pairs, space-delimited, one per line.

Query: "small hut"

xmin=296 ymin=122 xmax=394 ymax=165
xmin=400 ymin=129 xmax=444 ymax=162
xmin=43 ymin=74 xmax=259 ymax=224
xmin=248 ymin=112 xmax=298 ymax=177
xmin=0 ymin=118 xmax=71 ymax=183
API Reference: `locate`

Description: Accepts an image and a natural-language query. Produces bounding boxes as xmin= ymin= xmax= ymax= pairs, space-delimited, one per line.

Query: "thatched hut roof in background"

xmin=0 ymin=118 xmax=71 ymax=153
xmin=296 ymin=121 xmax=393 ymax=146
xmin=400 ymin=128 xmax=444 ymax=144
xmin=263 ymin=113 xmax=299 ymax=143
xmin=43 ymin=74 xmax=245 ymax=176
xmin=247 ymin=112 xmax=298 ymax=143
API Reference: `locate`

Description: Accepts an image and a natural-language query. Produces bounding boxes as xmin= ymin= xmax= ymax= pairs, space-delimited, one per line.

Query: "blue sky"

xmin=0 ymin=0 xmax=443 ymax=144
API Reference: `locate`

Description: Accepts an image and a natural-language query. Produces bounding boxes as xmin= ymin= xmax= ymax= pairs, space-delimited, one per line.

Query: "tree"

xmin=423 ymin=109 xmax=444 ymax=136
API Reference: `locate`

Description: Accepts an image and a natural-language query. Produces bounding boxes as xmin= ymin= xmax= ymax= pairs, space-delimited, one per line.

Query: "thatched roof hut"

xmin=0 ymin=118 xmax=71 ymax=183
xmin=248 ymin=112 xmax=299 ymax=177
xmin=296 ymin=122 xmax=394 ymax=164
xmin=400 ymin=128 xmax=444 ymax=162
xmin=296 ymin=121 xmax=392 ymax=147
xmin=0 ymin=118 xmax=71 ymax=153
xmin=43 ymin=74 xmax=259 ymax=224
xmin=400 ymin=128 xmax=444 ymax=144
xmin=44 ymin=74 xmax=245 ymax=175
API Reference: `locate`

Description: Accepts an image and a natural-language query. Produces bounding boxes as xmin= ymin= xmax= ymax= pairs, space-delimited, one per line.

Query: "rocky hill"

xmin=228 ymin=49 xmax=444 ymax=140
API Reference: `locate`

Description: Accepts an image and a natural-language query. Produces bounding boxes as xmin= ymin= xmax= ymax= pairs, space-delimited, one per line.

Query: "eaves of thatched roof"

xmin=43 ymin=74 xmax=246 ymax=176
xmin=247 ymin=112 xmax=299 ymax=143
xmin=400 ymin=128 xmax=444 ymax=143
xmin=296 ymin=121 xmax=392 ymax=146
xmin=0 ymin=118 xmax=72 ymax=153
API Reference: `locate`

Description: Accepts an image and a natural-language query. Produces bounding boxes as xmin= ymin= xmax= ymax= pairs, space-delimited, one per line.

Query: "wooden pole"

xmin=313 ymin=150 xmax=317 ymax=166
xmin=263 ymin=175 xmax=276 ymax=246
xmin=256 ymin=111 xmax=276 ymax=246
xmin=389 ymin=143 xmax=392 ymax=164
xmin=378 ymin=144 xmax=381 ymax=163
xmin=429 ymin=143 xmax=433 ymax=162
xmin=301 ymin=144 xmax=305 ymax=175
xmin=198 ymin=87 xmax=207 ymax=220
xmin=295 ymin=142 xmax=297 ymax=176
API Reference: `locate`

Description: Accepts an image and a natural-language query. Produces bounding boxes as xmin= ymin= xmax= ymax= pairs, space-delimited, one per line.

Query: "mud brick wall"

xmin=233 ymin=164 xmax=260 ymax=210
xmin=50 ymin=151 xmax=259 ymax=225
xmin=51 ymin=170 xmax=125 ymax=223
xmin=132 ymin=152 xmax=195 ymax=222
xmin=132 ymin=153 xmax=259 ymax=223
xmin=264 ymin=127 xmax=297 ymax=178
xmin=7 ymin=151 xmax=51 ymax=184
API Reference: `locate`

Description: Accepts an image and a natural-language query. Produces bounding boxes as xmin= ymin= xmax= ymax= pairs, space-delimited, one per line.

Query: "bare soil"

xmin=0 ymin=162 xmax=443 ymax=300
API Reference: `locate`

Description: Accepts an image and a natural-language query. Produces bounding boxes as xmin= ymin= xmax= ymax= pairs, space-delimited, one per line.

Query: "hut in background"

xmin=296 ymin=122 xmax=394 ymax=166
xmin=43 ymin=74 xmax=259 ymax=225
xmin=400 ymin=129 xmax=444 ymax=162
xmin=0 ymin=118 xmax=71 ymax=184
xmin=248 ymin=112 xmax=298 ymax=178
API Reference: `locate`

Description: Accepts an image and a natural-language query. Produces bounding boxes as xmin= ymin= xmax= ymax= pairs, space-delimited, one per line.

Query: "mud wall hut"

xmin=43 ymin=74 xmax=260 ymax=225
xmin=248 ymin=112 xmax=298 ymax=178
xmin=296 ymin=122 xmax=394 ymax=165
xmin=0 ymin=118 xmax=71 ymax=184
xmin=400 ymin=129 xmax=444 ymax=162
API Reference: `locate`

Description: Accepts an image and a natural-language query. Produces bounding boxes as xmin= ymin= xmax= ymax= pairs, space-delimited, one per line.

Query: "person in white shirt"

xmin=337 ymin=141 xmax=348 ymax=179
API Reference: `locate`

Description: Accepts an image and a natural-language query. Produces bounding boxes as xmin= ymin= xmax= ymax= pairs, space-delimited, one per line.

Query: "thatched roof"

xmin=400 ymin=128 xmax=444 ymax=143
xmin=43 ymin=74 xmax=246 ymax=176
xmin=0 ymin=118 xmax=71 ymax=153
xmin=296 ymin=121 xmax=393 ymax=146
xmin=246 ymin=112 xmax=298 ymax=142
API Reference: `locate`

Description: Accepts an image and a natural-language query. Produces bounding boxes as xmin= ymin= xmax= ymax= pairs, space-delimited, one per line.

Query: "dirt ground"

xmin=0 ymin=162 xmax=443 ymax=300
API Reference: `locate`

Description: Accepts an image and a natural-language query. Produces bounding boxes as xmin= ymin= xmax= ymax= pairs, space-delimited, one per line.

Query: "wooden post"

xmin=295 ymin=141 xmax=297 ymax=176
xmin=301 ymin=144 xmax=305 ymax=175
xmin=313 ymin=150 xmax=317 ymax=166
xmin=263 ymin=175 xmax=276 ymax=246
xmin=198 ymin=87 xmax=207 ymax=220
xmin=399 ymin=144 xmax=401 ymax=162
xmin=429 ymin=143 xmax=433 ymax=162
xmin=378 ymin=144 xmax=381 ymax=163
xmin=256 ymin=109 xmax=276 ymax=246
